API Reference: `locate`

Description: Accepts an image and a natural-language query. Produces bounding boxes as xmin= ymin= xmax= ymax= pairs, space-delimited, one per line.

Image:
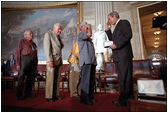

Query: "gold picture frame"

xmin=1 ymin=2 xmax=83 ymax=61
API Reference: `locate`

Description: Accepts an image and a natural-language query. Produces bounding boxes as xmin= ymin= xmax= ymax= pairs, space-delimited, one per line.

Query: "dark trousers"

xmin=115 ymin=59 xmax=133 ymax=102
xmin=80 ymin=64 xmax=95 ymax=103
xmin=17 ymin=56 xmax=37 ymax=97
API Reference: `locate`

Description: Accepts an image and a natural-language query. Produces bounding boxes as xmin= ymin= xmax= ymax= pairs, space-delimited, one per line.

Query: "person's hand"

xmin=106 ymin=21 xmax=111 ymax=30
xmin=17 ymin=66 xmax=20 ymax=71
xmin=85 ymin=24 xmax=92 ymax=37
xmin=109 ymin=44 xmax=117 ymax=49
xmin=85 ymin=24 xmax=91 ymax=29
xmin=48 ymin=61 xmax=54 ymax=68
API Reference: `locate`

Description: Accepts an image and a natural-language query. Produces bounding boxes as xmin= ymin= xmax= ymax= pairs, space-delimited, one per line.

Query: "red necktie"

xmin=11 ymin=59 xmax=13 ymax=71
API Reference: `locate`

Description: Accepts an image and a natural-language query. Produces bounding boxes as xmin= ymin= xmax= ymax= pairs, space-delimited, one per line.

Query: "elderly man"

xmin=43 ymin=23 xmax=64 ymax=102
xmin=16 ymin=29 xmax=38 ymax=100
xmin=77 ymin=21 xmax=97 ymax=105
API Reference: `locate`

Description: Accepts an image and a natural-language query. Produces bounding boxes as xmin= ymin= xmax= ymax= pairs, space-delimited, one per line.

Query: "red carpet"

xmin=1 ymin=89 xmax=129 ymax=112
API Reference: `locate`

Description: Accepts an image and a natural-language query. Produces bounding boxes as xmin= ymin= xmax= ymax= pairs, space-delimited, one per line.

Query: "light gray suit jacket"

xmin=43 ymin=31 xmax=64 ymax=65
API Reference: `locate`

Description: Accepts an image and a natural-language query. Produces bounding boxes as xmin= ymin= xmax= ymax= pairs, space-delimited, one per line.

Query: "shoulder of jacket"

xmin=20 ymin=38 xmax=25 ymax=41
xmin=120 ymin=19 xmax=130 ymax=23
xmin=19 ymin=39 xmax=26 ymax=44
xmin=45 ymin=31 xmax=52 ymax=35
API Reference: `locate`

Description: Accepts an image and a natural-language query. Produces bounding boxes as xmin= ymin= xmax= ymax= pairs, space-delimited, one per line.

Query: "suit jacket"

xmin=43 ymin=31 xmax=64 ymax=65
xmin=105 ymin=19 xmax=133 ymax=61
xmin=6 ymin=59 xmax=16 ymax=71
xmin=77 ymin=32 xmax=97 ymax=67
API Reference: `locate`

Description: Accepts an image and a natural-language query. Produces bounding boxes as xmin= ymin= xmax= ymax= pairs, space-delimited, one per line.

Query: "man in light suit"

xmin=43 ymin=23 xmax=64 ymax=102
xmin=105 ymin=11 xmax=133 ymax=106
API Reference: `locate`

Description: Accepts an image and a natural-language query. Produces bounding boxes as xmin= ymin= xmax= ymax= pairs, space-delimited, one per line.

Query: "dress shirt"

xmin=16 ymin=39 xmax=37 ymax=66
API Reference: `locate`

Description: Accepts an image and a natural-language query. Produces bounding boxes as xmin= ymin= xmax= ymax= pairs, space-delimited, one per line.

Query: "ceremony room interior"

xmin=1 ymin=1 xmax=167 ymax=112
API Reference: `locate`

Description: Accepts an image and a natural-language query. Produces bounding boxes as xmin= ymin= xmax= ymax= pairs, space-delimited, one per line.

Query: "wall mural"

xmin=1 ymin=7 xmax=77 ymax=61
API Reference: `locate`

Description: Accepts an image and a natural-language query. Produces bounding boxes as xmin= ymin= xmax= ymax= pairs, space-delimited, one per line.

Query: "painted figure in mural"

xmin=68 ymin=41 xmax=81 ymax=98
xmin=16 ymin=29 xmax=38 ymax=100
xmin=77 ymin=21 xmax=97 ymax=105
xmin=93 ymin=24 xmax=112 ymax=72
xmin=43 ymin=23 xmax=64 ymax=102
xmin=33 ymin=30 xmax=39 ymax=46
xmin=105 ymin=11 xmax=133 ymax=106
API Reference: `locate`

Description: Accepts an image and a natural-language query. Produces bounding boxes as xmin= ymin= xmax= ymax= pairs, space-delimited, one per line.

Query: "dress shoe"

xmin=84 ymin=101 xmax=93 ymax=105
xmin=46 ymin=98 xmax=55 ymax=102
xmin=112 ymin=100 xmax=120 ymax=105
xmin=24 ymin=94 xmax=36 ymax=98
xmin=117 ymin=101 xmax=127 ymax=106
xmin=72 ymin=95 xmax=80 ymax=98
xmin=17 ymin=97 xmax=24 ymax=100
xmin=55 ymin=96 xmax=64 ymax=100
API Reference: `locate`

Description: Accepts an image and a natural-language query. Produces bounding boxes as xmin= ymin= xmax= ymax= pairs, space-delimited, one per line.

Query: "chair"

xmin=60 ymin=64 xmax=70 ymax=92
xmin=153 ymin=60 xmax=167 ymax=83
xmin=35 ymin=65 xmax=46 ymax=93
xmin=98 ymin=62 xmax=119 ymax=95
xmin=132 ymin=59 xmax=159 ymax=93
xmin=133 ymin=59 xmax=159 ymax=83
xmin=1 ymin=65 xmax=18 ymax=91
xmin=1 ymin=76 xmax=18 ymax=91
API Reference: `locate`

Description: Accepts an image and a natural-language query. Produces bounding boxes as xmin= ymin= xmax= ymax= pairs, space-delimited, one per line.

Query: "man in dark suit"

xmin=105 ymin=11 xmax=133 ymax=106
xmin=5 ymin=53 xmax=16 ymax=89
xmin=6 ymin=53 xmax=16 ymax=75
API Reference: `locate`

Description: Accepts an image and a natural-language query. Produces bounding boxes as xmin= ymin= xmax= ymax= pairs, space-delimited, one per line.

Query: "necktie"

xmin=11 ymin=59 xmax=13 ymax=70
xmin=112 ymin=25 xmax=116 ymax=33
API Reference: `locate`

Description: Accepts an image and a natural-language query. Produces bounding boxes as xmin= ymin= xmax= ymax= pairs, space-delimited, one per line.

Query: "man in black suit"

xmin=105 ymin=11 xmax=133 ymax=106
xmin=6 ymin=53 xmax=16 ymax=75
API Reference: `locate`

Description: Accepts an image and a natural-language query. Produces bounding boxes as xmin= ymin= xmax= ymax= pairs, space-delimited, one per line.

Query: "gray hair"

xmin=24 ymin=29 xmax=33 ymax=38
xmin=108 ymin=11 xmax=120 ymax=18
xmin=79 ymin=21 xmax=87 ymax=30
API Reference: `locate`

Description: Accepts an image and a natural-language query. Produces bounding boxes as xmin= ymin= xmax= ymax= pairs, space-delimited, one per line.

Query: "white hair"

xmin=24 ymin=29 xmax=32 ymax=38
xmin=53 ymin=23 xmax=61 ymax=29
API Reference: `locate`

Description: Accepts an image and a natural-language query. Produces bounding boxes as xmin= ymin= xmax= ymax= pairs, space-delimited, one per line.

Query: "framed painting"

xmin=1 ymin=2 xmax=82 ymax=62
